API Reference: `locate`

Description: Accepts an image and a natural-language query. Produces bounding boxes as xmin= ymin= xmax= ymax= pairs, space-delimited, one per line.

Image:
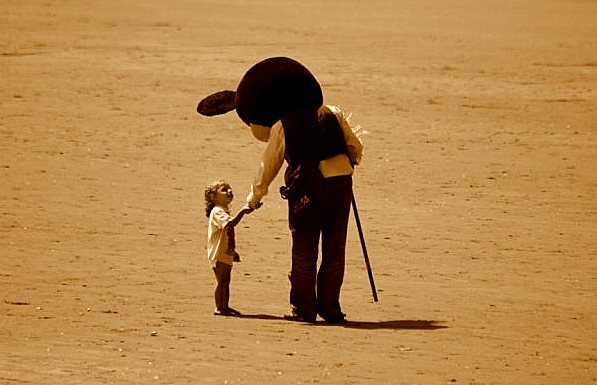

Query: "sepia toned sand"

xmin=1 ymin=1 xmax=595 ymax=384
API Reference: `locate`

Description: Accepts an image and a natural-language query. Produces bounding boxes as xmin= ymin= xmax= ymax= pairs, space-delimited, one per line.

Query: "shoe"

xmin=318 ymin=311 xmax=347 ymax=324
xmin=283 ymin=311 xmax=316 ymax=323
xmin=226 ymin=307 xmax=242 ymax=316
xmin=214 ymin=309 xmax=231 ymax=316
xmin=232 ymin=251 xmax=241 ymax=262
xmin=213 ymin=308 xmax=242 ymax=317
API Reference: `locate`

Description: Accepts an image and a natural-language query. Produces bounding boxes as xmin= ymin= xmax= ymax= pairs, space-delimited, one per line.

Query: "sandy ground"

xmin=1 ymin=1 xmax=596 ymax=384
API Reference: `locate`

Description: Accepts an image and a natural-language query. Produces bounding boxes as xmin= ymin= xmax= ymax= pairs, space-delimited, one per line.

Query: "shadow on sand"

xmin=238 ymin=314 xmax=447 ymax=330
xmin=337 ymin=320 xmax=447 ymax=330
xmin=238 ymin=313 xmax=287 ymax=321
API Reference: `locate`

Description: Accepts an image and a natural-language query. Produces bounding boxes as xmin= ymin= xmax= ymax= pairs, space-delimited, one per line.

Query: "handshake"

xmin=245 ymin=201 xmax=263 ymax=212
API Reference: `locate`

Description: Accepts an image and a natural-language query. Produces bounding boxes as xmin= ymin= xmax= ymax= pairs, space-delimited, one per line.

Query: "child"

xmin=204 ymin=180 xmax=254 ymax=316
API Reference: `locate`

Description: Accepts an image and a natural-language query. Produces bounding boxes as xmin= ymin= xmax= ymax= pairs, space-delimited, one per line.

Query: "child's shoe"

xmin=213 ymin=308 xmax=241 ymax=317
xmin=214 ymin=308 xmax=230 ymax=316
xmin=226 ymin=307 xmax=242 ymax=316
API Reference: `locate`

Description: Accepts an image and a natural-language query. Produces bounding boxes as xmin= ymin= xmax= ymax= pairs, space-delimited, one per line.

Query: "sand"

xmin=1 ymin=0 xmax=596 ymax=384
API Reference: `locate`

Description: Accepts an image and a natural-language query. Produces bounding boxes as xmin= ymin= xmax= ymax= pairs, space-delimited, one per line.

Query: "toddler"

xmin=204 ymin=180 xmax=254 ymax=316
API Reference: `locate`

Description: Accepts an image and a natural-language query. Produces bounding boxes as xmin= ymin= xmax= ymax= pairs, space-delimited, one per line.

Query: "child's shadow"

xmin=239 ymin=313 xmax=286 ymax=321
xmin=238 ymin=314 xmax=447 ymax=330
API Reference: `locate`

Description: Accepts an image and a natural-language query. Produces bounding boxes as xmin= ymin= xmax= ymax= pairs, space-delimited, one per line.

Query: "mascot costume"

xmin=197 ymin=57 xmax=373 ymax=323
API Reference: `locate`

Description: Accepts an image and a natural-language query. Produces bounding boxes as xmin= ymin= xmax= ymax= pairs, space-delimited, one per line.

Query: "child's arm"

xmin=225 ymin=205 xmax=255 ymax=229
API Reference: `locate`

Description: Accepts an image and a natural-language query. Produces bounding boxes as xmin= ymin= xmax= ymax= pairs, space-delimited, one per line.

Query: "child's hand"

xmin=241 ymin=205 xmax=256 ymax=214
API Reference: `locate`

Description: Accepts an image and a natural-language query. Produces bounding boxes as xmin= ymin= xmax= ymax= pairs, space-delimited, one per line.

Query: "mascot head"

xmin=197 ymin=57 xmax=323 ymax=141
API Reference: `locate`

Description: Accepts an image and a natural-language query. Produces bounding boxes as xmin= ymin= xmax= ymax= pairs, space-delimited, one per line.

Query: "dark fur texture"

xmin=196 ymin=90 xmax=236 ymax=116
xmin=197 ymin=57 xmax=323 ymax=127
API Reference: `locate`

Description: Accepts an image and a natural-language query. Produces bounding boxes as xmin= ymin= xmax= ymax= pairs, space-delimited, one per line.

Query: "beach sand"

xmin=1 ymin=1 xmax=595 ymax=384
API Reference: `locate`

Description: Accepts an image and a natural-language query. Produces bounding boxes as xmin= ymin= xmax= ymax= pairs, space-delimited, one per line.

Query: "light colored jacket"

xmin=247 ymin=105 xmax=364 ymax=208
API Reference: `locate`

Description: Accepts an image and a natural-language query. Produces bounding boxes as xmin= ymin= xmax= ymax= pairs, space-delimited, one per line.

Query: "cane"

xmin=351 ymin=193 xmax=378 ymax=302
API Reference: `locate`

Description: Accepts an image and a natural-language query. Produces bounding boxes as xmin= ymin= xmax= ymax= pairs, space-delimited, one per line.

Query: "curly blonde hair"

xmin=204 ymin=179 xmax=231 ymax=217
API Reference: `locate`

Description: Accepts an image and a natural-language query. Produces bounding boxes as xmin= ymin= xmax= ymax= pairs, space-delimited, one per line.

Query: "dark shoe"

xmin=232 ymin=252 xmax=241 ymax=262
xmin=283 ymin=311 xmax=316 ymax=323
xmin=214 ymin=309 xmax=231 ymax=316
xmin=318 ymin=311 xmax=347 ymax=324
xmin=226 ymin=307 xmax=242 ymax=316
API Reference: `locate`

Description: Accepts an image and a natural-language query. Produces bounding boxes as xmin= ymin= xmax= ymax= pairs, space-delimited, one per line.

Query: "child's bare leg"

xmin=213 ymin=261 xmax=232 ymax=314
xmin=223 ymin=279 xmax=230 ymax=310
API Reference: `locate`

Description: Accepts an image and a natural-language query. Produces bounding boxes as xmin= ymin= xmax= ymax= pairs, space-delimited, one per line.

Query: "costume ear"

xmin=196 ymin=90 xmax=237 ymax=116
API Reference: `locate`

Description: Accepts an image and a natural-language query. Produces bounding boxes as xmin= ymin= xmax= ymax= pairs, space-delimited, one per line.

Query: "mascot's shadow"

xmin=238 ymin=314 xmax=448 ymax=330
xmin=337 ymin=319 xmax=448 ymax=330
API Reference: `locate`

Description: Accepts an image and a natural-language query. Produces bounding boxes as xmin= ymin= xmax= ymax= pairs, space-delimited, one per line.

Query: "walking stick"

xmin=351 ymin=193 xmax=379 ymax=302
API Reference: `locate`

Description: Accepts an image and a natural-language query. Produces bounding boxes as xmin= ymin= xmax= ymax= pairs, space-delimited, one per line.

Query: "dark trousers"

xmin=289 ymin=175 xmax=352 ymax=318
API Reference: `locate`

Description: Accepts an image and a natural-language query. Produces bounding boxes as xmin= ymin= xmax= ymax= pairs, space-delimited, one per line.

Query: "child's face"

xmin=214 ymin=184 xmax=234 ymax=207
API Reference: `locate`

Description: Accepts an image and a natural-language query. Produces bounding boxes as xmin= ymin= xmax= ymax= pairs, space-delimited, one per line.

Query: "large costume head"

xmin=197 ymin=57 xmax=323 ymax=140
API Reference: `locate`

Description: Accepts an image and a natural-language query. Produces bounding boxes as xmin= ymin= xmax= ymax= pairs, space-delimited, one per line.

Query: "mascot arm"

xmin=246 ymin=122 xmax=285 ymax=208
